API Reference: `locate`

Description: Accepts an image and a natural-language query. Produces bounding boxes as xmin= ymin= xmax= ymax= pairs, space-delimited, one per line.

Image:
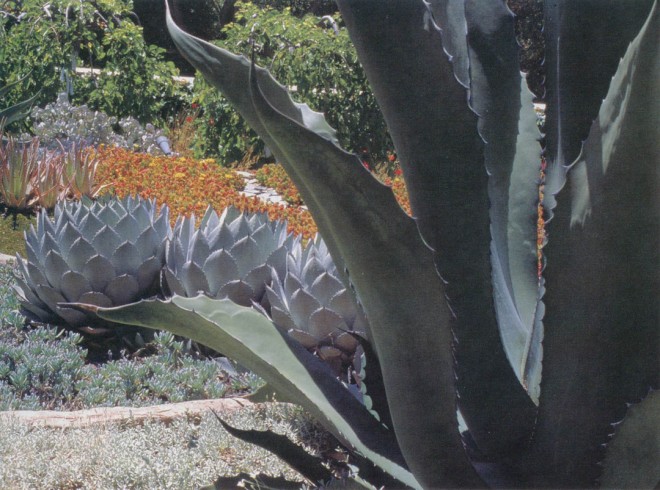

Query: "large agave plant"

xmin=14 ymin=195 xmax=172 ymax=355
xmin=75 ymin=1 xmax=658 ymax=488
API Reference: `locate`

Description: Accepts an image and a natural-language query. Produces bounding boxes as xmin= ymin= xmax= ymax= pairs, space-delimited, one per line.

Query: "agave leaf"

xmin=349 ymin=332 xmax=392 ymax=430
xmin=87 ymin=295 xmax=419 ymax=488
xmin=336 ymin=0 xmax=537 ymax=459
xmin=600 ymin=390 xmax=660 ymax=489
xmin=0 ymin=91 xmax=40 ymax=125
xmin=532 ymin=4 xmax=659 ymax=486
xmin=211 ymin=411 xmax=333 ymax=485
xmin=167 ymin=5 xmax=480 ymax=487
xmin=247 ymin=59 xmax=480 ymax=488
xmin=543 ymin=0 xmax=655 ymax=198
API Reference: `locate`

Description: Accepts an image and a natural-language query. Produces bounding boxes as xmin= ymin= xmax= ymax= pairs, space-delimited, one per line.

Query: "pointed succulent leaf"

xmin=114 ymin=214 xmax=141 ymax=244
xmin=134 ymin=227 xmax=160 ymax=262
xmin=308 ymin=307 xmax=348 ymax=341
xmin=43 ymin=250 xmax=69 ymax=291
xmin=288 ymin=289 xmax=322 ymax=329
xmin=78 ymin=212 xmax=104 ymax=238
xmin=230 ymin=235 xmax=262 ymax=277
xmin=76 ymin=291 xmax=113 ymax=308
xmin=67 ymin=238 xmax=96 ymax=273
xmin=161 ymin=268 xmax=186 ymax=298
xmin=111 ymin=242 xmax=142 ymax=277
xmin=243 ymin=264 xmax=272 ymax=301
xmin=89 ymin=295 xmax=418 ymax=488
xmin=336 ymin=0 xmax=538 ymax=461
xmin=531 ymin=4 xmax=659 ymax=486
xmin=310 ymin=272 xmax=344 ymax=307
xmin=600 ymin=390 xmax=660 ymax=489
xmin=247 ymin=74 xmax=480 ymax=487
xmin=203 ymin=249 xmax=240 ymax=295
xmin=271 ymin=305 xmax=298 ymax=331
xmin=34 ymin=285 xmax=68 ymax=317
xmin=216 ymin=280 xmax=255 ymax=307
xmin=190 ymin=229 xmax=211 ymax=267
xmin=60 ymin=271 xmax=93 ymax=302
xmin=134 ymin=257 xmax=161 ymax=293
xmin=328 ymin=290 xmax=357 ymax=328
xmin=288 ymin=329 xmax=319 ymax=350
xmin=82 ymin=255 xmax=116 ymax=292
xmin=265 ymin=246 xmax=288 ymax=281
xmin=56 ymin=222 xmax=82 ymax=260
xmin=181 ymin=261 xmax=210 ymax=297
xmin=91 ymin=225 xmax=122 ymax=260
xmin=543 ymin=0 xmax=655 ymax=178
xmin=104 ymin=275 xmax=141 ymax=305
xmin=95 ymin=205 xmax=122 ymax=228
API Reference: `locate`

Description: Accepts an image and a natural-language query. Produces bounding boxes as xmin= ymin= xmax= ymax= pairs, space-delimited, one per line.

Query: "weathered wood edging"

xmin=0 ymin=397 xmax=253 ymax=429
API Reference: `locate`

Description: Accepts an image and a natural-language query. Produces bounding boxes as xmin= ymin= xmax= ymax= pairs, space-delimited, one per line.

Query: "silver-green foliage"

xmin=82 ymin=1 xmax=658 ymax=488
xmin=30 ymin=93 xmax=166 ymax=153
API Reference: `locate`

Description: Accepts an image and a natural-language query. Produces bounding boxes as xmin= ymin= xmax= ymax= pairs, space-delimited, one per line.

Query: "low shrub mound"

xmin=0 ymin=264 xmax=260 ymax=411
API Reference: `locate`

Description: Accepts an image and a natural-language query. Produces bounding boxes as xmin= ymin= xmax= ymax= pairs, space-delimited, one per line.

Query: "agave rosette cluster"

xmin=162 ymin=206 xmax=295 ymax=306
xmin=266 ymin=237 xmax=367 ymax=378
xmin=13 ymin=196 xmax=171 ymax=333
xmin=163 ymin=206 xmax=367 ymax=376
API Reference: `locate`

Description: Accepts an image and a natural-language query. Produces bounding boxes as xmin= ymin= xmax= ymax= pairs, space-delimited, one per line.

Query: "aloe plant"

xmin=73 ymin=1 xmax=658 ymax=488
xmin=0 ymin=75 xmax=39 ymax=126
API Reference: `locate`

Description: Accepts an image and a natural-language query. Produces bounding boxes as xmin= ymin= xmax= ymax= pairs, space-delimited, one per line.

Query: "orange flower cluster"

xmin=255 ymin=164 xmax=304 ymax=206
xmin=256 ymin=162 xmax=412 ymax=216
xmin=94 ymin=146 xmax=319 ymax=239
xmin=382 ymin=176 xmax=412 ymax=216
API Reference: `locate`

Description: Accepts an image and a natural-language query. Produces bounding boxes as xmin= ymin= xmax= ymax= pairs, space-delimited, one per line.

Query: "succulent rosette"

xmin=13 ymin=195 xmax=171 ymax=351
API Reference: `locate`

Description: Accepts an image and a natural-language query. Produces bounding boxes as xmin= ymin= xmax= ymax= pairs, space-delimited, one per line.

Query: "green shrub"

xmin=192 ymin=1 xmax=391 ymax=164
xmin=0 ymin=0 xmax=188 ymax=124
xmin=0 ymin=264 xmax=261 ymax=411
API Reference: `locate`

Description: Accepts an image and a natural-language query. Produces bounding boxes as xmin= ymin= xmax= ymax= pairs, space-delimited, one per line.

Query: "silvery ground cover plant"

xmin=13 ymin=0 xmax=658 ymax=488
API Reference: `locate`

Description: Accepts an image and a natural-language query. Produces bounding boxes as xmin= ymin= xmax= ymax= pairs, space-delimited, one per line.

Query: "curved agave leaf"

xmin=166 ymin=5 xmax=480 ymax=487
xmin=336 ymin=0 xmax=537 ymax=459
xmin=543 ymin=0 xmax=655 ymax=212
xmin=600 ymin=390 xmax=659 ymax=489
xmin=0 ymin=74 xmax=40 ymax=125
xmin=85 ymin=295 xmax=418 ymax=489
xmin=247 ymin=61 xmax=480 ymax=488
xmin=532 ymin=4 xmax=659 ymax=486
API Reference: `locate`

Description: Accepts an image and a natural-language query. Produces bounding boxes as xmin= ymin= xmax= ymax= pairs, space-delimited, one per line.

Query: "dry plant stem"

xmin=0 ymin=398 xmax=253 ymax=429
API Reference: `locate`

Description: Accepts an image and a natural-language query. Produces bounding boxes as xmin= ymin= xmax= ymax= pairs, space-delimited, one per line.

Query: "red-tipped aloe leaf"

xmin=87 ymin=296 xmax=418 ymax=488
xmin=337 ymin=0 xmax=538 ymax=459
xmin=532 ymin=4 xmax=659 ymax=486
